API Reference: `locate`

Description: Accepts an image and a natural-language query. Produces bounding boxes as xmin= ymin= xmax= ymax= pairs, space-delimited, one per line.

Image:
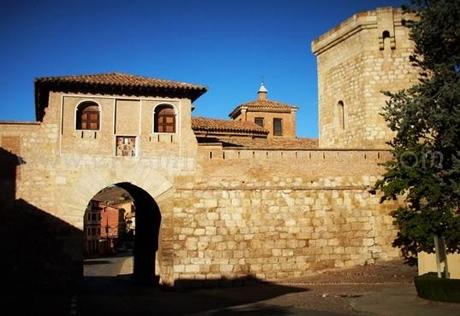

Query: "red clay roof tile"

xmin=192 ymin=116 xmax=269 ymax=135
xmin=35 ymin=72 xmax=206 ymax=91
xmin=229 ymin=99 xmax=297 ymax=118
xmin=199 ymin=136 xmax=319 ymax=150
xmin=34 ymin=72 xmax=207 ymax=121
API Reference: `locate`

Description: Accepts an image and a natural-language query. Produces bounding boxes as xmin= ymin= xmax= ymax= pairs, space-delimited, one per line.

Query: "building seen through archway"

xmin=83 ymin=183 xmax=161 ymax=283
xmin=84 ymin=186 xmax=135 ymax=257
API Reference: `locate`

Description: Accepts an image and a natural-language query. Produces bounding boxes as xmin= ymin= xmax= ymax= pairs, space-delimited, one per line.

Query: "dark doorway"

xmin=116 ymin=182 xmax=161 ymax=283
xmin=83 ymin=182 xmax=161 ymax=284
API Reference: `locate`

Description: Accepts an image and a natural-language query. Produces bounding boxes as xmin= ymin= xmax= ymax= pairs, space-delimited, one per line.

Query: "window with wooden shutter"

xmin=273 ymin=118 xmax=283 ymax=136
xmin=154 ymin=105 xmax=176 ymax=133
xmin=255 ymin=117 xmax=264 ymax=127
xmin=76 ymin=102 xmax=100 ymax=130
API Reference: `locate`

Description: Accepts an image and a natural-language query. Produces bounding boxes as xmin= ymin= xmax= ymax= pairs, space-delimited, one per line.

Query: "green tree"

xmin=375 ymin=0 xmax=460 ymax=266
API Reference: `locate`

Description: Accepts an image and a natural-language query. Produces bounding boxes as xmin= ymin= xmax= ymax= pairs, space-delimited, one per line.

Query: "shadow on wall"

xmin=0 ymin=147 xmax=82 ymax=292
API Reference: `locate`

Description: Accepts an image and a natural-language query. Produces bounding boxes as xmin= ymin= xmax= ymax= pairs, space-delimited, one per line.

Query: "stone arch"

xmin=56 ymin=166 xmax=174 ymax=283
xmin=60 ymin=166 xmax=173 ymax=229
xmin=115 ymin=182 xmax=161 ymax=283
xmin=81 ymin=182 xmax=162 ymax=283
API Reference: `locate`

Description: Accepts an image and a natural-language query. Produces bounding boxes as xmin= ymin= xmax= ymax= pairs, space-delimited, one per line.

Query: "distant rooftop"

xmin=192 ymin=116 xmax=269 ymax=137
xmin=229 ymin=83 xmax=297 ymax=119
xmin=197 ymin=135 xmax=318 ymax=150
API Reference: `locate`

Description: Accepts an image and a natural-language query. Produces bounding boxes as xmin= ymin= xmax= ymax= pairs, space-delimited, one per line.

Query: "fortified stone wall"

xmin=1 ymin=7 xmax=417 ymax=286
xmin=168 ymin=147 xmax=400 ymax=283
xmin=1 ymin=119 xmax=400 ymax=286
xmin=0 ymin=110 xmax=197 ymax=286
xmin=312 ymin=7 xmax=419 ymax=149
xmin=0 ymin=122 xmax=58 ymax=211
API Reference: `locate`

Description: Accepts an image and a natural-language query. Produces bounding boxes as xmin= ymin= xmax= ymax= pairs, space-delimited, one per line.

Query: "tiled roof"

xmin=35 ymin=72 xmax=206 ymax=91
xmin=198 ymin=136 xmax=319 ymax=150
xmin=192 ymin=116 xmax=269 ymax=136
xmin=229 ymin=99 xmax=297 ymax=118
xmin=35 ymin=72 xmax=207 ymax=121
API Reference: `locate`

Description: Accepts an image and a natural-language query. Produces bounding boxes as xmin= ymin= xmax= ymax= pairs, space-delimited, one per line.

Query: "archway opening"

xmin=83 ymin=182 xmax=161 ymax=284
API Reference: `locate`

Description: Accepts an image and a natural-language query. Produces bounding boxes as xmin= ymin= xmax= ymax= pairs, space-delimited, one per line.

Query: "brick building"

xmin=84 ymin=187 xmax=134 ymax=256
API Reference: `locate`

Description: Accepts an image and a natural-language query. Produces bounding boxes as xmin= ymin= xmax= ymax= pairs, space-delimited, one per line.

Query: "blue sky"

xmin=0 ymin=0 xmax=405 ymax=137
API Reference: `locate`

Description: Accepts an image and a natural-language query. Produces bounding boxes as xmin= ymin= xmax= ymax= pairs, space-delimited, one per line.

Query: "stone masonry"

xmin=312 ymin=7 xmax=419 ymax=148
xmin=0 ymin=7 xmax=418 ymax=287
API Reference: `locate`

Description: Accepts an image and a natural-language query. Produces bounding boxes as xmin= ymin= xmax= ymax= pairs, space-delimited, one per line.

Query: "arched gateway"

xmin=84 ymin=182 xmax=161 ymax=283
xmin=1 ymin=61 xmax=411 ymax=289
xmin=64 ymin=167 xmax=176 ymax=285
xmin=116 ymin=182 xmax=161 ymax=282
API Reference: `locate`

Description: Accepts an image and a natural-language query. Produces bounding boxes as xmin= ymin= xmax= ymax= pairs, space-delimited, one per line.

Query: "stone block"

xmin=185 ymin=265 xmax=200 ymax=273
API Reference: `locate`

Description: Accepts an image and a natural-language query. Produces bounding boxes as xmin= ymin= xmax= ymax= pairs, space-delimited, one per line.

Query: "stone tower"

xmin=312 ymin=7 xmax=419 ymax=148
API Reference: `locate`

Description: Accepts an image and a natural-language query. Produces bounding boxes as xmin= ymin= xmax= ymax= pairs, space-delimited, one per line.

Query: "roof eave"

xmin=34 ymin=80 xmax=207 ymax=121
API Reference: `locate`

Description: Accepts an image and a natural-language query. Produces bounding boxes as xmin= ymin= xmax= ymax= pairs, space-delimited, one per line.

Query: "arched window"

xmin=382 ymin=30 xmax=390 ymax=40
xmin=76 ymin=101 xmax=100 ymax=130
xmin=382 ymin=30 xmax=391 ymax=51
xmin=154 ymin=105 xmax=176 ymax=133
xmin=337 ymin=100 xmax=345 ymax=130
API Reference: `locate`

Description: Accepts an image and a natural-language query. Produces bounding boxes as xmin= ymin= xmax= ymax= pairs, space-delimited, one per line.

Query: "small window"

xmin=76 ymin=101 xmax=100 ymax=130
xmin=382 ymin=30 xmax=390 ymax=40
xmin=382 ymin=30 xmax=391 ymax=51
xmin=154 ymin=105 xmax=176 ymax=133
xmin=255 ymin=117 xmax=264 ymax=127
xmin=273 ymin=118 xmax=283 ymax=136
xmin=337 ymin=101 xmax=345 ymax=130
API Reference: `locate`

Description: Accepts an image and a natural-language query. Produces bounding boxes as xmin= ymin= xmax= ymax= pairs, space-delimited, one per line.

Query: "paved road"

xmin=76 ymin=257 xmax=460 ymax=316
xmin=83 ymin=254 xmax=128 ymax=277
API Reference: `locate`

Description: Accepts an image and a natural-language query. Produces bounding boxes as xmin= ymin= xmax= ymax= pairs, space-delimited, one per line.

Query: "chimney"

xmin=257 ymin=82 xmax=268 ymax=101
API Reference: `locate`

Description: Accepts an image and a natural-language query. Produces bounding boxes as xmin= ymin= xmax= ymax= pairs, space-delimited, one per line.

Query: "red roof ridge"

xmin=35 ymin=72 xmax=207 ymax=90
xmin=192 ymin=116 xmax=269 ymax=135
xmin=229 ymin=98 xmax=298 ymax=118
xmin=241 ymin=98 xmax=297 ymax=107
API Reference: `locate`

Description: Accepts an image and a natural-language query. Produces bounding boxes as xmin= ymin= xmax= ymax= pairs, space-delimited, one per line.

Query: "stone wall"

xmin=165 ymin=148 xmax=400 ymax=283
xmin=169 ymin=149 xmax=400 ymax=282
xmin=0 ymin=120 xmax=188 ymax=286
xmin=0 ymin=7 xmax=421 ymax=286
xmin=312 ymin=7 xmax=419 ymax=149
xmin=0 ymin=122 xmax=59 ymax=212
xmin=54 ymin=92 xmax=197 ymax=158
xmin=0 ymin=119 xmax=401 ymax=286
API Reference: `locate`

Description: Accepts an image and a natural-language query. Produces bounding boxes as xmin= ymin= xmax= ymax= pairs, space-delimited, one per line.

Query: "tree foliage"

xmin=375 ymin=0 xmax=460 ymax=265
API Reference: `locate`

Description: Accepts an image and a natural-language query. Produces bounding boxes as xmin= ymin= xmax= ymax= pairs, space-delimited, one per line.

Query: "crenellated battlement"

xmin=312 ymin=7 xmax=418 ymax=149
xmin=199 ymin=146 xmax=390 ymax=162
xmin=312 ymin=7 xmax=409 ymax=55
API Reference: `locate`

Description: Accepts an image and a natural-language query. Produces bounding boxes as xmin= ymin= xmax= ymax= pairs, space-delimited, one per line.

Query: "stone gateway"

xmin=0 ymin=7 xmax=415 ymax=287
